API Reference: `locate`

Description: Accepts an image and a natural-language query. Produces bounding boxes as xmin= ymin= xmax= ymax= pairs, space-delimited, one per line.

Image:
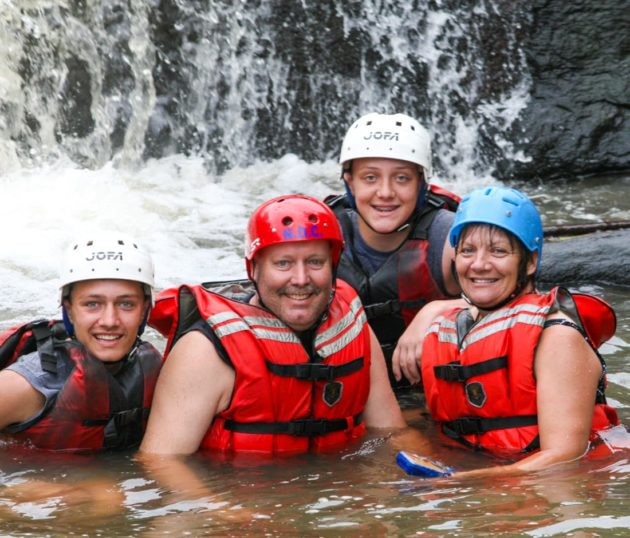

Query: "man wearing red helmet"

xmin=141 ymin=195 xmax=406 ymax=455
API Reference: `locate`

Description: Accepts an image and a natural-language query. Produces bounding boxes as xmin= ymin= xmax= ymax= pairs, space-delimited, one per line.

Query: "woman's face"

xmin=455 ymin=225 xmax=536 ymax=309
xmin=344 ymin=157 xmax=423 ymax=249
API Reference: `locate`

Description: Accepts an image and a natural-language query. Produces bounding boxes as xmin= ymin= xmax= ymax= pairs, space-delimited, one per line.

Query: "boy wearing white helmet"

xmin=0 ymin=233 xmax=163 ymax=451
xmin=326 ymin=113 xmax=462 ymax=400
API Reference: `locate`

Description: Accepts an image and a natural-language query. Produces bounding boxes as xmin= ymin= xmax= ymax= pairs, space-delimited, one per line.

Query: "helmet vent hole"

xmin=87 ymin=241 xmax=93 ymax=246
xmin=282 ymin=216 xmax=293 ymax=226
xmin=396 ymin=121 xmax=402 ymax=127
xmin=308 ymin=214 xmax=318 ymax=223
xmin=366 ymin=120 xmax=372 ymax=126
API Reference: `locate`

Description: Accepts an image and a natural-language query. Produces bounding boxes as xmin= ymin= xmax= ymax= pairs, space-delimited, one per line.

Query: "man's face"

xmin=252 ymin=240 xmax=333 ymax=332
xmin=64 ymin=279 xmax=148 ymax=362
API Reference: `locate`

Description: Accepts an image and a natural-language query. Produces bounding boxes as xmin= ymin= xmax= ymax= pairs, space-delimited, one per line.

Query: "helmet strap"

xmin=62 ymin=306 xmax=75 ymax=337
xmin=137 ymin=306 xmax=150 ymax=336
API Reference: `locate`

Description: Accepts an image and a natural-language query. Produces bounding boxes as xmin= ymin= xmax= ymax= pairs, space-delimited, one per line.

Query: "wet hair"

xmin=456 ymin=224 xmax=537 ymax=288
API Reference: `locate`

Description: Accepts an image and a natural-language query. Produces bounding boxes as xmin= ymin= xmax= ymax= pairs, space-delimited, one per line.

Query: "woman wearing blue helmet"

xmin=419 ymin=186 xmax=623 ymax=476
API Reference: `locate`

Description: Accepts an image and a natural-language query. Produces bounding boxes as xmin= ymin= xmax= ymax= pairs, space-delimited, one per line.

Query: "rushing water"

xmin=0 ymin=160 xmax=628 ymax=537
xmin=0 ymin=1 xmax=628 ymax=535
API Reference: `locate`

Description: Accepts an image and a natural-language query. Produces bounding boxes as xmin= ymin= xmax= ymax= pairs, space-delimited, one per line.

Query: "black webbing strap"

xmin=434 ymin=356 xmax=508 ymax=383
xmin=363 ymin=300 xmax=399 ymax=319
xmin=31 ymin=321 xmax=59 ymax=375
xmin=442 ymin=414 xmax=538 ymax=438
xmin=224 ymin=413 xmax=362 ymax=437
xmin=266 ymin=357 xmax=364 ymax=381
xmin=363 ymin=299 xmax=427 ymax=319
xmin=83 ymin=407 xmax=148 ymax=428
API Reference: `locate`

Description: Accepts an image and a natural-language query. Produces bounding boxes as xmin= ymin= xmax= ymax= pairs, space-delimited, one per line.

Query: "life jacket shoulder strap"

xmin=0 ymin=319 xmax=68 ymax=373
xmin=552 ymin=286 xmax=616 ymax=348
xmin=407 ymin=186 xmax=459 ymax=240
xmin=426 ymin=184 xmax=461 ymax=211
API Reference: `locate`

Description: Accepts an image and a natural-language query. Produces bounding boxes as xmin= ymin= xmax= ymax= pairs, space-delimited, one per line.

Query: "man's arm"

xmin=0 ymin=370 xmax=46 ymax=430
xmin=362 ymin=328 xmax=407 ymax=429
xmin=140 ymin=330 xmax=235 ymax=455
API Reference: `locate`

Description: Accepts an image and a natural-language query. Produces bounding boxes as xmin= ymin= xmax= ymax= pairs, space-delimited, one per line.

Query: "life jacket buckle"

xmin=287 ymin=419 xmax=328 ymax=436
xmin=295 ymin=363 xmax=335 ymax=381
xmin=363 ymin=300 xmax=398 ymax=319
xmin=444 ymin=417 xmax=483 ymax=436
xmin=434 ymin=362 xmax=465 ymax=382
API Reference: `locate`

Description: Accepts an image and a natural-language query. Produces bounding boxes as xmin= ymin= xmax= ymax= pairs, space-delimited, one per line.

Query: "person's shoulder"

xmin=431 ymin=208 xmax=455 ymax=226
xmin=4 ymin=350 xmax=44 ymax=376
xmin=170 ymin=328 xmax=222 ymax=364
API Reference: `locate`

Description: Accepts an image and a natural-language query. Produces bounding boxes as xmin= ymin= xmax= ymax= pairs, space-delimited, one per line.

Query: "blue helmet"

xmin=449 ymin=186 xmax=543 ymax=272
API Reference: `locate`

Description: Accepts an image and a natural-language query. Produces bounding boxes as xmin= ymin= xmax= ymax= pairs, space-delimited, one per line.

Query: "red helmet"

xmin=245 ymin=195 xmax=345 ymax=279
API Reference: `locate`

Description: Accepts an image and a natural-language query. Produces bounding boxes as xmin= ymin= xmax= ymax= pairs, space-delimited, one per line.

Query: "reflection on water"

xmin=1 ymin=375 xmax=629 ymax=537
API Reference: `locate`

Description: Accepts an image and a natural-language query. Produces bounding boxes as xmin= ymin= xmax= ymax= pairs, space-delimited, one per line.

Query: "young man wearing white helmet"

xmin=326 ymin=113 xmax=463 ymax=400
xmin=0 ymin=233 xmax=162 ymax=451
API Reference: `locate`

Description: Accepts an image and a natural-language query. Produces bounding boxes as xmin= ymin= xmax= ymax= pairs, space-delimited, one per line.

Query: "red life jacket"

xmin=326 ymin=185 xmax=460 ymax=390
xmin=1 ymin=320 xmax=163 ymax=451
xmin=422 ymin=287 xmax=619 ymax=455
xmin=149 ymin=279 xmax=371 ymax=455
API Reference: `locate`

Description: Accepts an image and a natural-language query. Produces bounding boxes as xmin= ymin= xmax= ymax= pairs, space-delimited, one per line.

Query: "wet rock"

xmin=540 ymin=230 xmax=630 ymax=287
xmin=511 ymin=0 xmax=630 ymax=180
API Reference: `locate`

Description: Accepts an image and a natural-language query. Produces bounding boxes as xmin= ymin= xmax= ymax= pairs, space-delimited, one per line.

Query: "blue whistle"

xmin=396 ymin=451 xmax=454 ymax=477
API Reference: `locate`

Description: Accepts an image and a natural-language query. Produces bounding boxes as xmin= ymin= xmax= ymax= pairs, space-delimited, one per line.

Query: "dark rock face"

xmin=511 ymin=0 xmax=630 ymax=180
xmin=540 ymin=230 xmax=630 ymax=288
xmin=4 ymin=1 xmax=629 ymax=178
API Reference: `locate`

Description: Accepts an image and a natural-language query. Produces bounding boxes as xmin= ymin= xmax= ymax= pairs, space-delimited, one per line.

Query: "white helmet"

xmin=339 ymin=113 xmax=432 ymax=178
xmin=59 ymin=232 xmax=155 ymax=304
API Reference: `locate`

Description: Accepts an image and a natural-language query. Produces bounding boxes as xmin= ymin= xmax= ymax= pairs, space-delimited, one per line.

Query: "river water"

xmin=0 ymin=159 xmax=628 ymax=536
xmin=0 ymin=1 xmax=628 ymax=534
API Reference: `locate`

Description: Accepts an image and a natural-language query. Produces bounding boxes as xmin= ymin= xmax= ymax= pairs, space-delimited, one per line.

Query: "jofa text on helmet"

xmin=85 ymin=251 xmax=123 ymax=261
xmin=362 ymin=131 xmax=399 ymax=141
xmin=282 ymin=224 xmax=323 ymax=240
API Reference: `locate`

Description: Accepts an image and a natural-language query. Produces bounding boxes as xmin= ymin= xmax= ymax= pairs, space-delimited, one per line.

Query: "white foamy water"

xmin=0 ymin=154 xmax=491 ymax=328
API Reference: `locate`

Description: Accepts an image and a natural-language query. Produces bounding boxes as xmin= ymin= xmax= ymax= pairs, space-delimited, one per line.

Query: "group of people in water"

xmin=0 ymin=112 xmax=626 ymax=480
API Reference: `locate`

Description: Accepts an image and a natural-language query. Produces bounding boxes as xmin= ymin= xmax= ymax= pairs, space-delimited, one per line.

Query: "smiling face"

xmin=252 ymin=240 xmax=333 ymax=332
xmin=64 ymin=279 xmax=148 ymax=362
xmin=344 ymin=157 xmax=423 ymax=251
xmin=455 ymin=225 xmax=537 ymax=311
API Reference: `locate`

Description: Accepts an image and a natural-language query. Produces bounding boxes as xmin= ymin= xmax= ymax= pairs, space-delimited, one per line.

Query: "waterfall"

xmin=0 ymin=0 xmax=531 ymax=180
